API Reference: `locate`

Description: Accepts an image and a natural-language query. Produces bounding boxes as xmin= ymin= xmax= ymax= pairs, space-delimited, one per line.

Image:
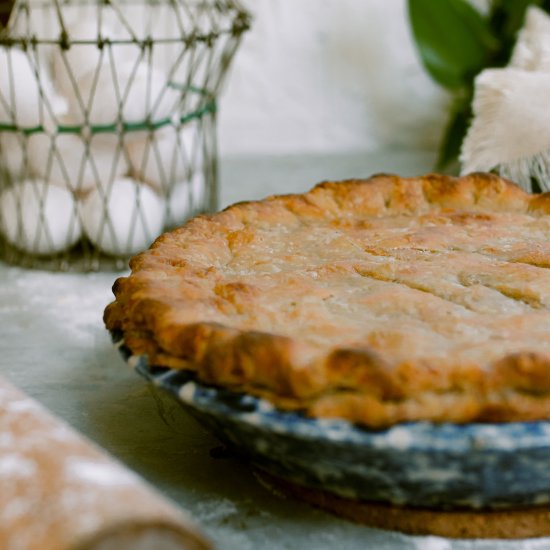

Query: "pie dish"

xmin=114 ymin=343 xmax=550 ymax=511
xmin=104 ymin=172 xmax=550 ymax=429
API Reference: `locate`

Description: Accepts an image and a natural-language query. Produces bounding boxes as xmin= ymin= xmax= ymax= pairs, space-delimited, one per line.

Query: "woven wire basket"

xmin=0 ymin=0 xmax=249 ymax=271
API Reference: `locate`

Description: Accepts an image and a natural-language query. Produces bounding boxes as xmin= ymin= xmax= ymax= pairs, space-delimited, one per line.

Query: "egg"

xmin=120 ymin=62 xmax=181 ymax=124
xmin=66 ymin=60 xmax=180 ymax=128
xmin=80 ymin=177 xmax=164 ymax=255
xmin=0 ymin=48 xmax=63 ymax=129
xmin=52 ymin=19 xmax=180 ymax=136
xmin=27 ymin=132 xmax=127 ymax=194
xmin=191 ymin=170 xmax=207 ymax=210
xmin=126 ymin=122 xmax=203 ymax=193
xmin=0 ymin=179 xmax=81 ymax=255
xmin=165 ymin=171 xmax=208 ymax=227
xmin=52 ymin=20 xmax=137 ymax=100
xmin=165 ymin=179 xmax=191 ymax=228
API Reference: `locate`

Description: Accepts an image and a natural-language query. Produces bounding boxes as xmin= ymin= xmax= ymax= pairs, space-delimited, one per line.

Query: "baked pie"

xmin=105 ymin=173 xmax=550 ymax=428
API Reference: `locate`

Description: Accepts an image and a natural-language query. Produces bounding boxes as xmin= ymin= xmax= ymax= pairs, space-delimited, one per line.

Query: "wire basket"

xmin=0 ymin=0 xmax=249 ymax=271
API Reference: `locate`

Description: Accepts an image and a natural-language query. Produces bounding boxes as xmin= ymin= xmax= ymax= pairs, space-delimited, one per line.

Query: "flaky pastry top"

xmin=105 ymin=173 xmax=550 ymax=427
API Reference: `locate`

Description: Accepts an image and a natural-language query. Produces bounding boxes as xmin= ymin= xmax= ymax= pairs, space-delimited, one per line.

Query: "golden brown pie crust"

xmin=105 ymin=173 xmax=550 ymax=428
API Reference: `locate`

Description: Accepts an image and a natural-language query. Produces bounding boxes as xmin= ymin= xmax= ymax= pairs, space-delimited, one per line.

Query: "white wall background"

xmin=218 ymin=0 xmax=451 ymax=157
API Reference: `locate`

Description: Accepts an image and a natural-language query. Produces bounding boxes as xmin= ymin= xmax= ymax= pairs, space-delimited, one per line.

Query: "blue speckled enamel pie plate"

xmin=113 ymin=332 xmax=550 ymax=511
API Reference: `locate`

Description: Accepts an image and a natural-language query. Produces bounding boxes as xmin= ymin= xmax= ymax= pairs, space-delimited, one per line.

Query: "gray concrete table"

xmin=0 ymin=150 xmax=537 ymax=549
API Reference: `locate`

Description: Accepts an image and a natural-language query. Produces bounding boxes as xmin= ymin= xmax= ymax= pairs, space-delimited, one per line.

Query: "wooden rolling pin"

xmin=0 ymin=376 xmax=212 ymax=550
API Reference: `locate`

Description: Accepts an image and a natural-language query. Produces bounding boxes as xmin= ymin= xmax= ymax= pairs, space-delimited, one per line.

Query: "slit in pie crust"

xmin=104 ymin=173 xmax=550 ymax=428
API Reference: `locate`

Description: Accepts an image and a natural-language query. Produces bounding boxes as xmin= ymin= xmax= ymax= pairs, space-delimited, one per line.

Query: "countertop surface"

xmin=1 ymin=150 xmax=546 ymax=550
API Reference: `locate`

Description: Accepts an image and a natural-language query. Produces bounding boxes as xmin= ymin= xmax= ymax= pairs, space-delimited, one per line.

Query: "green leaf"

xmin=436 ymin=100 xmax=471 ymax=172
xmin=501 ymin=0 xmax=536 ymax=36
xmin=408 ymin=0 xmax=497 ymax=89
xmin=490 ymin=0 xmax=540 ymax=39
xmin=487 ymin=0 xmax=538 ymax=64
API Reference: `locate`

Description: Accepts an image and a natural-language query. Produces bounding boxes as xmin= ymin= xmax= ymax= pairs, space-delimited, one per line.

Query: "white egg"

xmin=52 ymin=20 xmax=137 ymax=100
xmin=0 ymin=179 xmax=81 ymax=255
xmin=121 ymin=63 xmax=180 ymax=124
xmin=67 ymin=61 xmax=180 ymax=128
xmin=80 ymin=177 xmax=164 ymax=256
xmin=191 ymin=170 xmax=207 ymax=210
xmin=165 ymin=171 xmax=208 ymax=227
xmin=27 ymin=132 xmax=127 ymax=194
xmin=165 ymin=179 xmax=191 ymax=227
xmin=126 ymin=122 xmax=202 ymax=193
xmin=0 ymin=48 xmax=63 ymax=129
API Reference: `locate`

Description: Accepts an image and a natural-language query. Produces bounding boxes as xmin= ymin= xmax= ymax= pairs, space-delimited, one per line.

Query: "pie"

xmin=104 ymin=173 xmax=550 ymax=428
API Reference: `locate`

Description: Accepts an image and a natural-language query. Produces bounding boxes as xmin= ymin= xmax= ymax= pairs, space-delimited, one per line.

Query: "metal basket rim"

xmin=0 ymin=84 xmax=216 ymax=135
